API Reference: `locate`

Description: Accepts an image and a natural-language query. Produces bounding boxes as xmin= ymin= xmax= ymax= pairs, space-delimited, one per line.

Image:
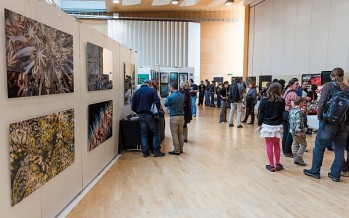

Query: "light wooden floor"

xmin=68 ymin=106 xmax=349 ymax=218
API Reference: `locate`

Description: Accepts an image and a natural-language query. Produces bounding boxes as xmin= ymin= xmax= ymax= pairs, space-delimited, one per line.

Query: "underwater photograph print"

xmin=86 ymin=42 xmax=113 ymax=91
xmin=5 ymin=9 xmax=74 ymax=98
xmin=88 ymin=100 xmax=113 ymax=151
xmin=9 ymin=109 xmax=75 ymax=206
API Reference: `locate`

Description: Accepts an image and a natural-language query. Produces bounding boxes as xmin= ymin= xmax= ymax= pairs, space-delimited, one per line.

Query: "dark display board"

xmin=321 ymin=71 xmax=332 ymax=85
xmin=214 ymin=77 xmax=224 ymax=83
xmin=160 ymin=85 xmax=169 ymax=97
xmin=259 ymin=75 xmax=272 ymax=89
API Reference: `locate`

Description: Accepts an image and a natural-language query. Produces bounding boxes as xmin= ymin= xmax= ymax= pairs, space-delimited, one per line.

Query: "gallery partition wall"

xmin=0 ymin=0 xmax=137 ymax=217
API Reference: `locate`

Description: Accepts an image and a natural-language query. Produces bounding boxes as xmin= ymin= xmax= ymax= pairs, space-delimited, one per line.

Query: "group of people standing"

xmin=132 ymin=79 xmax=196 ymax=157
xmin=258 ymin=67 xmax=349 ymax=182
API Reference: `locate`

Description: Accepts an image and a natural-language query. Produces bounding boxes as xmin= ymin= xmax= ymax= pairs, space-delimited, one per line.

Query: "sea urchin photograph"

xmin=88 ymin=100 xmax=113 ymax=151
xmin=5 ymin=9 xmax=74 ymax=98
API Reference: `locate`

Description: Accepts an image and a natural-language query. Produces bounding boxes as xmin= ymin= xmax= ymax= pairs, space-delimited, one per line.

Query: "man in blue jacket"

xmin=165 ymin=83 xmax=185 ymax=155
xmin=132 ymin=80 xmax=165 ymax=158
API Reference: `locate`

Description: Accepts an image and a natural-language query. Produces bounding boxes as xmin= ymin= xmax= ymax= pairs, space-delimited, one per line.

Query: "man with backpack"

xmin=304 ymin=67 xmax=349 ymax=182
xmin=228 ymin=78 xmax=246 ymax=128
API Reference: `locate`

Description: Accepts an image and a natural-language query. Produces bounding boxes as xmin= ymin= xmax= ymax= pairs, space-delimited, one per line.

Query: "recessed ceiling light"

xmin=113 ymin=0 xmax=120 ymax=3
xmin=225 ymin=0 xmax=233 ymax=6
xmin=171 ymin=0 xmax=179 ymax=5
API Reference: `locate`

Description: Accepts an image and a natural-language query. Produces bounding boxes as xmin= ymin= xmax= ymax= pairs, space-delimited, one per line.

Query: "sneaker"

xmin=328 ymin=172 xmax=340 ymax=182
xmin=184 ymin=139 xmax=188 ymax=143
xmin=229 ymin=124 xmax=234 ymax=127
xmin=303 ymin=169 xmax=320 ymax=179
xmin=294 ymin=158 xmax=306 ymax=166
xmin=168 ymin=151 xmax=180 ymax=155
xmin=247 ymin=122 xmax=254 ymax=125
xmin=237 ymin=125 xmax=243 ymax=128
xmin=241 ymin=120 xmax=247 ymax=123
xmin=275 ymin=163 xmax=284 ymax=171
xmin=193 ymin=114 xmax=196 ymax=117
xmin=266 ymin=165 xmax=275 ymax=172
xmin=153 ymin=152 xmax=165 ymax=157
xmin=341 ymin=171 xmax=349 ymax=177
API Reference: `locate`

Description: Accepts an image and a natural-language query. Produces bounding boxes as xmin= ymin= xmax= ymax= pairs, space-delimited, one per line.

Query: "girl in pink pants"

xmin=257 ymin=83 xmax=285 ymax=172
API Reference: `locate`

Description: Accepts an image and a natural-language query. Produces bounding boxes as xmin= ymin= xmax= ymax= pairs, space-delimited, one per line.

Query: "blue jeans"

xmin=309 ymin=120 xmax=349 ymax=179
xmin=139 ymin=113 xmax=160 ymax=154
xmin=205 ymin=91 xmax=210 ymax=106
xmin=191 ymin=96 xmax=197 ymax=115
xmin=282 ymin=110 xmax=293 ymax=154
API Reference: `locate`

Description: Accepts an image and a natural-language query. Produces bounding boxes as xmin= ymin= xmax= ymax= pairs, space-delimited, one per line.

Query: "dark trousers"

xmin=309 ymin=120 xmax=349 ymax=179
xmin=282 ymin=110 xmax=293 ymax=155
xmin=198 ymin=93 xmax=204 ymax=105
xmin=243 ymin=100 xmax=255 ymax=123
xmin=139 ymin=113 xmax=161 ymax=155
xmin=210 ymin=93 xmax=215 ymax=106
xmin=217 ymin=95 xmax=222 ymax=107
xmin=219 ymin=101 xmax=228 ymax=122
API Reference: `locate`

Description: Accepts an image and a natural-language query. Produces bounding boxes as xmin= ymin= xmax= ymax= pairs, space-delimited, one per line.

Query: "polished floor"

xmin=68 ymin=106 xmax=349 ymax=218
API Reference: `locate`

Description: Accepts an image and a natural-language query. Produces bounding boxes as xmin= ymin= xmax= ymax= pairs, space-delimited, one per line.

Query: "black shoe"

xmin=275 ymin=163 xmax=284 ymax=171
xmin=184 ymin=139 xmax=188 ymax=143
xmin=327 ymin=147 xmax=334 ymax=151
xmin=143 ymin=153 xmax=149 ymax=158
xmin=241 ymin=120 xmax=247 ymax=123
xmin=153 ymin=152 xmax=165 ymax=157
xmin=169 ymin=151 xmax=180 ymax=155
xmin=248 ymin=122 xmax=254 ymax=125
xmin=303 ymin=169 xmax=320 ymax=179
xmin=328 ymin=172 xmax=340 ymax=182
xmin=266 ymin=165 xmax=275 ymax=172
xmin=180 ymin=151 xmax=183 ymax=153
xmin=229 ymin=124 xmax=234 ymax=127
xmin=237 ymin=125 xmax=243 ymax=128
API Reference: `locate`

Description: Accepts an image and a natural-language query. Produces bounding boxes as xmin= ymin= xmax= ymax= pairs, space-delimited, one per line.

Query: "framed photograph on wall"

xmin=160 ymin=85 xmax=169 ymax=97
xmin=138 ymin=74 xmax=149 ymax=84
xmin=124 ymin=63 xmax=136 ymax=105
xmin=170 ymin=72 xmax=178 ymax=85
xmin=179 ymin=73 xmax=188 ymax=85
xmin=151 ymin=70 xmax=159 ymax=83
xmin=160 ymin=72 xmax=169 ymax=84
xmin=259 ymin=75 xmax=272 ymax=89
xmin=5 ymin=9 xmax=74 ymax=98
xmin=86 ymin=42 xmax=113 ymax=91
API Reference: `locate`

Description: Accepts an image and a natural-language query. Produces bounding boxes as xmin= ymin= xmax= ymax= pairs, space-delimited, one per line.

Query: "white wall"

xmin=107 ymin=20 xmax=201 ymax=70
xmin=0 ymin=0 xmax=136 ymax=217
xmin=188 ymin=22 xmax=201 ymax=83
xmin=248 ymin=0 xmax=349 ymax=81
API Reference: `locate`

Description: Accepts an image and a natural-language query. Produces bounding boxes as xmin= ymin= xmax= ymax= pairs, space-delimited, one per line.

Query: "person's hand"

xmin=255 ymin=126 xmax=262 ymax=133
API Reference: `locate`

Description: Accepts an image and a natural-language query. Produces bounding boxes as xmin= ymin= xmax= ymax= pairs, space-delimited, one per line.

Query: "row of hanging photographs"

xmin=5 ymin=8 xmax=135 ymax=206
xmin=146 ymin=71 xmax=189 ymax=97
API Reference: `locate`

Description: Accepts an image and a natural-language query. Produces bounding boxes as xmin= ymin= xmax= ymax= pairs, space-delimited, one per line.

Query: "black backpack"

xmin=230 ymin=83 xmax=241 ymax=103
xmin=323 ymin=82 xmax=349 ymax=125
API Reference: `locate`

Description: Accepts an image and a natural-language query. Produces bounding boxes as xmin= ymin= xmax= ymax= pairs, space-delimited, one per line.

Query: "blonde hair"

xmin=180 ymin=81 xmax=189 ymax=90
xmin=267 ymin=83 xmax=283 ymax=102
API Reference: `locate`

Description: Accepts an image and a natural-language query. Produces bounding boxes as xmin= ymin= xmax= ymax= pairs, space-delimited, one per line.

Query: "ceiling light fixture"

xmin=225 ymin=0 xmax=233 ymax=6
xmin=113 ymin=0 xmax=120 ymax=3
xmin=113 ymin=13 xmax=119 ymax=19
xmin=171 ymin=0 xmax=179 ymax=5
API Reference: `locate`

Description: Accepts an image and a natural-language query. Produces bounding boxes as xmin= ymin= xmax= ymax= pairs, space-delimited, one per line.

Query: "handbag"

xmin=151 ymin=103 xmax=165 ymax=120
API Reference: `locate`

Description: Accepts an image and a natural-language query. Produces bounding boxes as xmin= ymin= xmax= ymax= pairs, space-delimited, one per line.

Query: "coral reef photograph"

xmin=88 ymin=100 xmax=113 ymax=151
xmin=5 ymin=9 xmax=74 ymax=98
xmin=9 ymin=109 xmax=75 ymax=206
xmin=124 ymin=63 xmax=135 ymax=105
xmin=170 ymin=72 xmax=178 ymax=84
xmin=86 ymin=42 xmax=113 ymax=91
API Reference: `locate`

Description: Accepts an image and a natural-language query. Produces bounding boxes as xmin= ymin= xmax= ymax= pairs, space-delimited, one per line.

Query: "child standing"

xmin=257 ymin=83 xmax=286 ymax=172
xmin=289 ymin=97 xmax=308 ymax=166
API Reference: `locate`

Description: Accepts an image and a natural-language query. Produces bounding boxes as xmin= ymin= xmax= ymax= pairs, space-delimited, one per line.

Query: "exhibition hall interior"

xmin=0 ymin=0 xmax=349 ymax=217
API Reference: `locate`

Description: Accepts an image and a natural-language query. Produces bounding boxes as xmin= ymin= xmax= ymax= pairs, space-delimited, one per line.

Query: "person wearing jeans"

xmin=132 ymin=80 xmax=165 ymax=158
xmin=189 ymin=79 xmax=198 ymax=117
xmin=228 ymin=78 xmax=245 ymax=128
xmin=304 ymin=67 xmax=349 ymax=182
xmin=165 ymin=83 xmax=185 ymax=155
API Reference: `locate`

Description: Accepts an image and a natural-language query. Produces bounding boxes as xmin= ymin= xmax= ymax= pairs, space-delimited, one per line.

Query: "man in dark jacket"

xmin=132 ymin=80 xmax=165 ymax=158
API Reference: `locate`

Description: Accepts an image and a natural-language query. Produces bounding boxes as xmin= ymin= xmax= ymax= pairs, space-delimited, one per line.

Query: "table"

xmin=119 ymin=115 xmax=165 ymax=153
xmin=307 ymin=115 xmax=319 ymax=129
